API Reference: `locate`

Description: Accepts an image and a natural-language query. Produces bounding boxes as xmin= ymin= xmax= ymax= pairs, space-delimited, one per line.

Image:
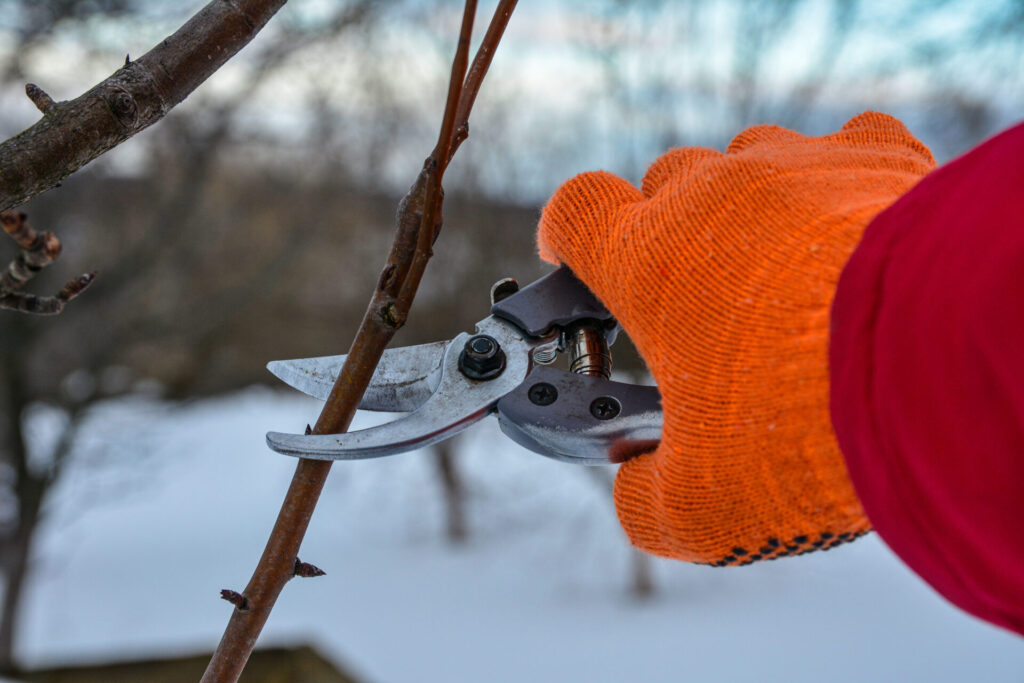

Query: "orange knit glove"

xmin=538 ymin=112 xmax=935 ymax=565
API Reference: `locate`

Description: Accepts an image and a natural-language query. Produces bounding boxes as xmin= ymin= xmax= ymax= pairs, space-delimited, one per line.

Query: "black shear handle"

xmin=490 ymin=266 xmax=616 ymax=338
xmin=496 ymin=365 xmax=662 ymax=465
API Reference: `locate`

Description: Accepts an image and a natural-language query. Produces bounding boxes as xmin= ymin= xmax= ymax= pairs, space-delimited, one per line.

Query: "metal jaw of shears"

xmin=265 ymin=267 xmax=662 ymax=465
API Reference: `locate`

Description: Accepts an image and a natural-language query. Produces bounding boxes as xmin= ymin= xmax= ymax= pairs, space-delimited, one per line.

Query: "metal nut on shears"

xmin=458 ymin=334 xmax=506 ymax=380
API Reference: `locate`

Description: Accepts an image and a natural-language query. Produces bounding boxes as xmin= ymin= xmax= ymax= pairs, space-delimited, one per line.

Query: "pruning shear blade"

xmin=267 ymin=340 xmax=448 ymax=411
xmin=266 ymin=318 xmax=532 ymax=459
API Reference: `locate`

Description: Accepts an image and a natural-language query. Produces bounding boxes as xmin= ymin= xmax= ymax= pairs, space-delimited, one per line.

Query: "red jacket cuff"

xmin=830 ymin=121 xmax=1024 ymax=637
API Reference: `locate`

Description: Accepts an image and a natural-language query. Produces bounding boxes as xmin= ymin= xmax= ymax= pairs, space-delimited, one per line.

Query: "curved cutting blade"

xmin=267 ymin=340 xmax=448 ymax=412
xmin=266 ymin=317 xmax=534 ymax=460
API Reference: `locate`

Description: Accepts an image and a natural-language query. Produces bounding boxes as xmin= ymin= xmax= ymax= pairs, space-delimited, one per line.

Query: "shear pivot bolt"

xmin=528 ymin=382 xmax=558 ymax=406
xmin=459 ymin=335 xmax=506 ymax=380
xmin=590 ymin=396 xmax=621 ymax=420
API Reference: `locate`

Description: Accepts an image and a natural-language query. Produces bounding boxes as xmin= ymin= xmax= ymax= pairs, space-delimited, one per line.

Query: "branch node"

xmin=453 ymin=121 xmax=470 ymax=148
xmin=220 ymin=589 xmax=249 ymax=611
xmin=294 ymin=558 xmax=326 ymax=578
xmin=379 ymin=301 xmax=404 ymax=328
xmin=25 ymin=83 xmax=54 ymax=114
xmin=58 ymin=271 xmax=97 ymax=303
xmin=378 ymin=263 xmax=397 ymax=290
xmin=2 ymin=211 xmax=33 ymax=248
xmin=105 ymin=88 xmax=139 ymax=127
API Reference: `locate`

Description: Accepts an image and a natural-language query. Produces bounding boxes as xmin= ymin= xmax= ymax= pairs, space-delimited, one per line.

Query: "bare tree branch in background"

xmin=203 ymin=1 xmax=519 ymax=679
xmin=0 ymin=0 xmax=290 ymax=317
xmin=0 ymin=211 xmax=94 ymax=315
xmin=434 ymin=437 xmax=468 ymax=543
xmin=585 ymin=467 xmax=655 ymax=599
xmin=0 ymin=0 xmax=288 ymax=214
xmin=0 ymin=0 xmax=310 ymax=670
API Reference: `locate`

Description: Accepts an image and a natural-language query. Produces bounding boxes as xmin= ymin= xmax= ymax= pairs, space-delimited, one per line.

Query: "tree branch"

xmin=0 ymin=0 xmax=288 ymax=214
xmin=0 ymin=211 xmax=95 ymax=315
xmin=202 ymin=2 xmax=518 ymax=680
xmin=449 ymin=0 xmax=518 ymax=163
xmin=0 ymin=272 xmax=95 ymax=315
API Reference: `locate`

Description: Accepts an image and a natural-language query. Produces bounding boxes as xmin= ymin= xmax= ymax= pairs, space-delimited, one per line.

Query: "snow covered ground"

xmin=18 ymin=387 xmax=1024 ymax=682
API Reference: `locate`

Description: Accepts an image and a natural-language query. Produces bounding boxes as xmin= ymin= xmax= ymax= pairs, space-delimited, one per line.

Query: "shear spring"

xmin=533 ymin=346 xmax=558 ymax=365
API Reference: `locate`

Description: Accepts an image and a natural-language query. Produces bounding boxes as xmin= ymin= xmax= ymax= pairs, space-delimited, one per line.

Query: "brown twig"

xmin=449 ymin=0 xmax=518 ymax=163
xmin=24 ymin=84 xmax=54 ymax=114
xmin=293 ymin=558 xmax=325 ymax=578
xmin=201 ymin=2 xmax=517 ymax=680
xmin=219 ymin=590 xmax=248 ymax=611
xmin=0 ymin=0 xmax=288 ymax=214
xmin=0 ymin=272 xmax=96 ymax=316
xmin=0 ymin=211 xmax=95 ymax=315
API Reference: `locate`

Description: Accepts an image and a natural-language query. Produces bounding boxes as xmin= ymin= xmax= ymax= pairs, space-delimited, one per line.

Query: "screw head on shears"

xmin=589 ymin=396 xmax=621 ymax=420
xmin=528 ymin=382 xmax=558 ymax=406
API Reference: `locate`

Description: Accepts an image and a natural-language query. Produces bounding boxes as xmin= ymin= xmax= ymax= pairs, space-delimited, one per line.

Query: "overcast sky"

xmin=0 ymin=0 xmax=1019 ymax=200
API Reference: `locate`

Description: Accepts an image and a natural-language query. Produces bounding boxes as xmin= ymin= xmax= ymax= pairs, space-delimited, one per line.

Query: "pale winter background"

xmin=0 ymin=0 xmax=1022 ymax=680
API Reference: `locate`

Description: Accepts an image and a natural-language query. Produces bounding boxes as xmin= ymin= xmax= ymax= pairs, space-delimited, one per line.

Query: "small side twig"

xmin=0 ymin=211 xmax=95 ymax=315
xmin=0 ymin=272 xmax=96 ymax=315
xmin=24 ymin=84 xmax=54 ymax=114
xmin=293 ymin=558 xmax=325 ymax=578
xmin=219 ymin=590 xmax=249 ymax=611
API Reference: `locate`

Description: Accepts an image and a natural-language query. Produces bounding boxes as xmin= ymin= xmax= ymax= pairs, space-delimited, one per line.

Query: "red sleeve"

xmin=829 ymin=121 xmax=1024 ymax=636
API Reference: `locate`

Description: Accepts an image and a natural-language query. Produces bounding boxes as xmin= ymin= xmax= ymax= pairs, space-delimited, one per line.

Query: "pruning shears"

xmin=265 ymin=267 xmax=662 ymax=465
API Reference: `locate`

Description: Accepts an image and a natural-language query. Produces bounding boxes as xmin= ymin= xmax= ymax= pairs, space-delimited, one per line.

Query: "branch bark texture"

xmin=0 ymin=0 xmax=287 ymax=213
xmin=202 ymin=1 xmax=518 ymax=680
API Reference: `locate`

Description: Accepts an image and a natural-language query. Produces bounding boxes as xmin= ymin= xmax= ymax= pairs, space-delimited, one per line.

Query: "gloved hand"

xmin=538 ymin=112 xmax=935 ymax=565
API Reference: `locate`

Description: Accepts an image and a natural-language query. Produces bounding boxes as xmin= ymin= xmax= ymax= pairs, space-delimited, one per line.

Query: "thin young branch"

xmin=0 ymin=211 xmax=95 ymax=315
xmin=0 ymin=211 xmax=59 ymax=291
xmin=0 ymin=272 xmax=95 ymax=315
xmin=202 ymin=2 xmax=516 ymax=680
xmin=394 ymin=0 xmax=477 ymax=310
xmin=449 ymin=0 xmax=519 ymax=162
xmin=0 ymin=0 xmax=288 ymax=214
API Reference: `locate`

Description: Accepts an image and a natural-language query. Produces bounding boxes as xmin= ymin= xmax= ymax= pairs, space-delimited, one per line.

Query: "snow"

xmin=19 ymin=387 xmax=1024 ymax=682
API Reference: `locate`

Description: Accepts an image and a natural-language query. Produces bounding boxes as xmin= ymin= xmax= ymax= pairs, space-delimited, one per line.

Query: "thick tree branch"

xmin=0 ymin=0 xmax=288 ymax=214
xmin=202 ymin=2 xmax=518 ymax=680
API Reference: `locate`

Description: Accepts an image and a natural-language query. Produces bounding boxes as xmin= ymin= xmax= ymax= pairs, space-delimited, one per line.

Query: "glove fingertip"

xmin=641 ymin=147 xmax=722 ymax=197
xmin=538 ymin=170 xmax=642 ymax=270
xmin=726 ymin=124 xmax=807 ymax=154
xmin=613 ymin=448 xmax=693 ymax=560
xmin=838 ymin=111 xmax=936 ymax=165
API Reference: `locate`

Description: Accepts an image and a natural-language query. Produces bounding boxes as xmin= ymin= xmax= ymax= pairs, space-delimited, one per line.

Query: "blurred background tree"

xmin=0 ymin=0 xmax=1019 ymax=673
